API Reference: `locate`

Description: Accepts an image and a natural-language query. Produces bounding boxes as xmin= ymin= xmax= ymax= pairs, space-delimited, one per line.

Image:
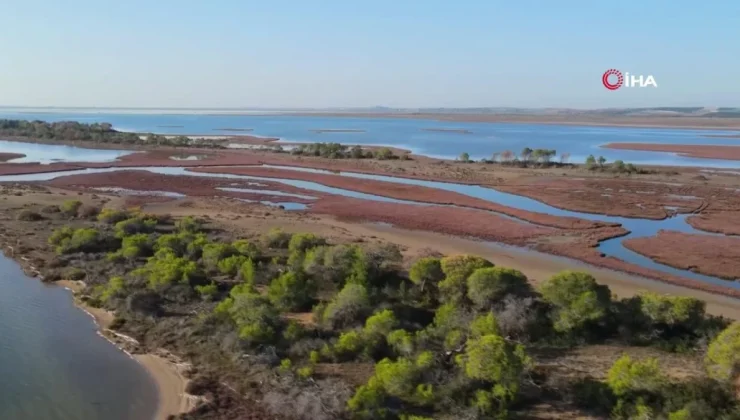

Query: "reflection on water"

xmin=0 ymin=253 xmax=157 ymax=420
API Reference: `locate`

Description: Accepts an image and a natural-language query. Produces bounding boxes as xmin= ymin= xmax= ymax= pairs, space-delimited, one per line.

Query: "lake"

xmin=0 ymin=140 xmax=134 ymax=164
xmin=0 ymin=253 xmax=157 ymax=420
xmin=1 ymin=109 xmax=739 ymax=167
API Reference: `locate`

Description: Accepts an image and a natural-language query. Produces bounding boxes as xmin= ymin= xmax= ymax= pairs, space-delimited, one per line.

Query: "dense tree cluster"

xmin=290 ymin=142 xmax=406 ymax=160
xmin=0 ymin=119 xmax=223 ymax=148
xmin=37 ymin=209 xmax=740 ymax=419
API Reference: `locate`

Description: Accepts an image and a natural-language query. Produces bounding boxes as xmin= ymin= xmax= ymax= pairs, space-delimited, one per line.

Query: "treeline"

xmin=459 ymin=147 xmax=569 ymax=167
xmin=290 ymin=142 xmax=409 ymax=160
xmin=21 ymin=202 xmax=740 ymax=419
xmin=0 ymin=119 xmax=224 ymax=148
xmin=456 ymin=147 xmax=653 ymax=174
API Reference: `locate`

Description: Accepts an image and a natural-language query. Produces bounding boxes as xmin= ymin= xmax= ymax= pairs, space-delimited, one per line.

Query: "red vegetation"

xmin=497 ymin=177 xmax=708 ymax=219
xmin=623 ymin=230 xmax=740 ymax=280
xmin=603 ymin=143 xmax=740 ymax=161
xmin=191 ymin=166 xmax=615 ymax=230
xmin=688 ymin=212 xmax=740 ymax=235
xmin=44 ymin=170 xmax=317 ymax=205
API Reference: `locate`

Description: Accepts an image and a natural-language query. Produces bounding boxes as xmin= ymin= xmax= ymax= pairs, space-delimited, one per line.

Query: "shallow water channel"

xmin=0 ymin=164 xmax=736 ymax=288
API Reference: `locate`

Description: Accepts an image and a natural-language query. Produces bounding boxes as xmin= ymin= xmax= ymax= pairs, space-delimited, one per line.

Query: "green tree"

xmin=521 ymin=147 xmax=533 ymax=162
xmin=322 ymin=283 xmax=371 ymax=328
xmin=637 ymin=291 xmax=705 ymax=329
xmin=459 ymin=152 xmax=470 ymax=162
xmin=606 ymin=354 xmax=664 ymax=396
xmin=438 ymin=255 xmax=493 ymax=304
xmin=466 ymin=267 xmax=530 ymax=309
xmin=288 ymin=233 xmax=326 ymax=254
xmin=409 ymin=257 xmax=444 ymax=292
xmin=585 ymin=154 xmax=597 ymax=168
xmin=598 ymin=155 xmax=607 ymax=167
xmin=217 ymin=255 xmax=249 ymax=276
xmin=539 ymin=270 xmax=611 ymax=334
xmin=706 ymin=322 xmax=740 ymax=382
xmin=267 ymin=271 xmax=315 ymax=311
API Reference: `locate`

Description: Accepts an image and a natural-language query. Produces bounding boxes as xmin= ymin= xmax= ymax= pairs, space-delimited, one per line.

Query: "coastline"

xmin=277 ymin=112 xmax=740 ymax=131
xmin=30 ymin=274 xmax=198 ymax=420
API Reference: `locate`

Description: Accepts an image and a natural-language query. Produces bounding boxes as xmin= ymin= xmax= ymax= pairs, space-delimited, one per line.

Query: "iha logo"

xmin=602 ymin=69 xmax=657 ymax=90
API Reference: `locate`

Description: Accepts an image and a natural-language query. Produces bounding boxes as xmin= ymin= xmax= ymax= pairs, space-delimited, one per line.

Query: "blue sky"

xmin=1 ymin=0 xmax=738 ymax=108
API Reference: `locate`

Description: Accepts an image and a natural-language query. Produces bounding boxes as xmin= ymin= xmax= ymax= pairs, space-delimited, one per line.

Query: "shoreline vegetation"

xmin=2 ymin=196 xmax=740 ymax=419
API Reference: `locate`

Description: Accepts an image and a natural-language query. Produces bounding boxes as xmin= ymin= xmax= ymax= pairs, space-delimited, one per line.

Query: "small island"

xmin=0 ymin=152 xmax=26 ymax=162
xmin=421 ymin=127 xmax=473 ymax=134
xmin=310 ymin=129 xmax=367 ymax=133
xmin=213 ymin=128 xmax=254 ymax=132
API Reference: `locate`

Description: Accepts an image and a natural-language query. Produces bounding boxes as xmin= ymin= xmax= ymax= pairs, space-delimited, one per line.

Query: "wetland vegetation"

xmin=7 ymin=198 xmax=740 ymax=419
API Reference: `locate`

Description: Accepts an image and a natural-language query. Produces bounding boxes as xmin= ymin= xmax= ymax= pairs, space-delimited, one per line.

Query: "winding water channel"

xmin=0 ymin=164 xmax=736 ymax=288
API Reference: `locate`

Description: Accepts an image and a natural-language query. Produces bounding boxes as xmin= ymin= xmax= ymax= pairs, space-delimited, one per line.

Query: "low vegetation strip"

xmin=603 ymin=142 xmax=740 ymax=161
xmin=4 ymin=196 xmax=740 ymax=420
xmin=623 ymin=230 xmax=740 ymax=280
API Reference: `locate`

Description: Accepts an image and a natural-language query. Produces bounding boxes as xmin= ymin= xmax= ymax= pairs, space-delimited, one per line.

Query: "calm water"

xmin=0 ymin=140 xmax=134 ymax=164
xmin=1 ymin=110 xmax=739 ymax=167
xmin=0 ymin=165 xmax=736 ymax=286
xmin=0 ymin=253 xmax=157 ymax=420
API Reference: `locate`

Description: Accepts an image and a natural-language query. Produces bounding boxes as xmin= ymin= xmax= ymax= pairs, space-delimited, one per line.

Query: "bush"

xmin=466 ymin=267 xmax=530 ymax=309
xmin=288 ymin=233 xmax=326 ymax=254
xmin=49 ymin=227 xmax=109 ymax=254
xmin=60 ymin=200 xmax=83 ymax=216
xmin=264 ymin=228 xmax=291 ymax=248
xmin=133 ymin=249 xmax=201 ymax=289
xmin=268 ymin=271 xmax=315 ymax=311
xmin=101 ymin=276 xmax=126 ymax=302
xmin=539 ymin=270 xmax=611 ymax=334
xmin=606 ymin=354 xmax=664 ymax=396
xmin=706 ymin=322 xmax=740 ymax=382
xmin=114 ymin=217 xmax=157 ymax=238
xmin=217 ymin=255 xmax=249 ymax=276
xmin=232 ymin=239 xmax=260 ymax=259
xmin=175 ymin=216 xmax=202 ymax=233
xmin=17 ymin=210 xmax=43 ymax=221
xmin=438 ymin=255 xmax=493 ymax=304
xmin=63 ymin=267 xmax=86 ymax=280
xmin=97 ymin=208 xmax=131 ymax=224
xmin=77 ymin=205 xmax=100 ymax=218
xmin=195 ymin=282 xmax=218 ymax=301
xmin=323 ymin=283 xmax=371 ymax=328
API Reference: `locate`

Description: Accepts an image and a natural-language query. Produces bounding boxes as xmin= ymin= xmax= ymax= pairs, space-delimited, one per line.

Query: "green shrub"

xmin=706 ymin=322 xmax=740 ymax=382
xmin=133 ymin=249 xmax=200 ymax=289
xmin=101 ymin=276 xmax=126 ymax=302
xmin=97 ymin=208 xmax=131 ymax=224
xmin=175 ymin=216 xmax=202 ymax=233
xmin=264 ymin=228 xmax=291 ymax=248
xmin=539 ymin=270 xmax=611 ymax=334
xmin=217 ymin=255 xmax=249 ymax=276
xmin=60 ymin=200 xmax=83 ymax=216
xmin=63 ymin=267 xmax=86 ymax=280
xmin=268 ymin=271 xmax=315 ymax=311
xmin=114 ymin=217 xmax=157 ymax=238
xmin=288 ymin=233 xmax=326 ymax=253
xmin=49 ymin=227 xmax=108 ymax=254
xmin=202 ymin=243 xmax=237 ymax=269
xmin=232 ymin=239 xmax=260 ymax=259
xmin=606 ymin=354 xmax=663 ymax=396
xmin=195 ymin=282 xmax=218 ymax=301
xmin=466 ymin=267 xmax=530 ymax=309
xmin=323 ymin=283 xmax=371 ymax=328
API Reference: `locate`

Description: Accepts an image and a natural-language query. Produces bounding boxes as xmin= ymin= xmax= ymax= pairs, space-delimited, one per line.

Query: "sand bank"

xmin=602 ymin=142 xmax=740 ymax=161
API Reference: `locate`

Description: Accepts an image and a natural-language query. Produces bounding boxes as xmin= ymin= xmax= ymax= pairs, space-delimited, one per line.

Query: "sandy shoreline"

xmin=56 ymin=280 xmax=197 ymax=420
xmin=602 ymin=142 xmax=740 ymax=161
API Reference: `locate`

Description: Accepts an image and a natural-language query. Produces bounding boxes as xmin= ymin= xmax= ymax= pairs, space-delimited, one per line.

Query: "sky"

xmin=1 ymin=0 xmax=738 ymax=109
